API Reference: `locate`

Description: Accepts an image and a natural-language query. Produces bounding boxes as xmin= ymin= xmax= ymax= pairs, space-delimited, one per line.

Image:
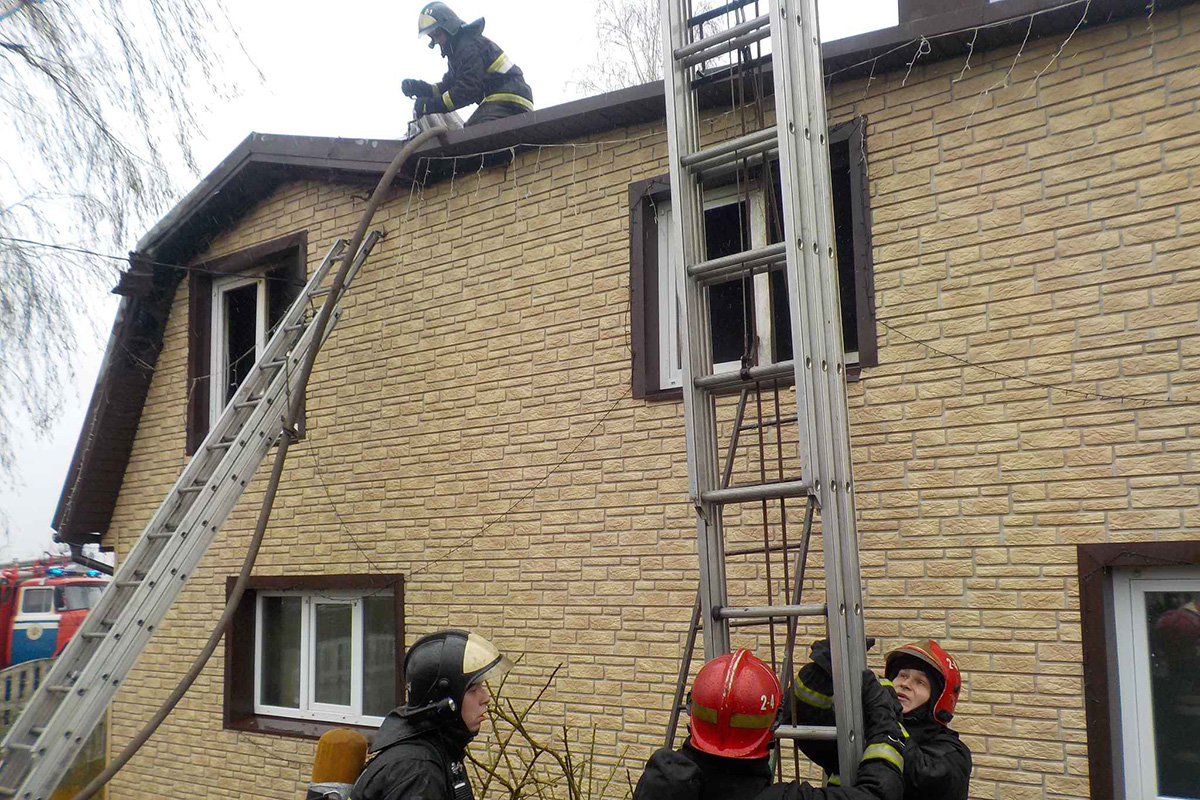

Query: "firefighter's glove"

xmin=402 ymin=78 xmax=434 ymax=98
xmin=412 ymin=96 xmax=446 ymax=117
xmin=809 ymin=637 xmax=877 ymax=676
xmin=861 ymin=670 xmax=907 ymax=774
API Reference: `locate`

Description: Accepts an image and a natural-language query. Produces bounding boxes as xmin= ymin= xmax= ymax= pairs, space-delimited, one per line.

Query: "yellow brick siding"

xmin=99 ymin=7 xmax=1200 ymax=799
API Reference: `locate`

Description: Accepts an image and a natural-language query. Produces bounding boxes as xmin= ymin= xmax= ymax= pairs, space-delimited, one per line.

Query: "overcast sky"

xmin=0 ymin=0 xmax=899 ymax=561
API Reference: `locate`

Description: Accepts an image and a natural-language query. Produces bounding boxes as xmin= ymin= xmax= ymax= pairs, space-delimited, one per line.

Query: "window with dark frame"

xmin=629 ymin=117 xmax=874 ymax=399
xmin=1078 ymin=542 xmax=1200 ymax=800
xmin=224 ymin=574 xmax=404 ymax=739
xmin=187 ymin=232 xmax=307 ymax=454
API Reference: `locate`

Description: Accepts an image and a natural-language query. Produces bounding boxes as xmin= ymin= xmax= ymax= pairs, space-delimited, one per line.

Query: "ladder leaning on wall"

xmin=0 ymin=234 xmax=383 ymax=800
xmin=658 ymin=0 xmax=869 ymax=778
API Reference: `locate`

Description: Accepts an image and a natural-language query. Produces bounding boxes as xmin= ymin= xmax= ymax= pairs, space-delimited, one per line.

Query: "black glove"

xmin=861 ymin=669 xmax=904 ymax=744
xmin=809 ymin=637 xmax=877 ymax=676
xmin=413 ymin=96 xmax=445 ymax=117
xmin=402 ymin=78 xmax=434 ymax=98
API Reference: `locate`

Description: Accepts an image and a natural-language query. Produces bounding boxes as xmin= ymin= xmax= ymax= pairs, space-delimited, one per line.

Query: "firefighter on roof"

xmin=402 ymin=2 xmax=534 ymax=126
xmin=350 ymin=629 xmax=511 ymax=800
xmin=792 ymin=639 xmax=972 ymax=800
xmin=632 ymin=649 xmax=908 ymax=800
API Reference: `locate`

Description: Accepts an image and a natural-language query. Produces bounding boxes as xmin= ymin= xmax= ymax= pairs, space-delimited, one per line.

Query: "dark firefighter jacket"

xmin=350 ymin=710 xmax=475 ymax=800
xmin=632 ymin=738 xmax=905 ymax=800
xmin=425 ymin=18 xmax=533 ymax=122
xmin=792 ymin=662 xmax=972 ymax=800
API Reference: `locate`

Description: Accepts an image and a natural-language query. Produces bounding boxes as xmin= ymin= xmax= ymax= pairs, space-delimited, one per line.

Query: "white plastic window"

xmin=1112 ymin=568 xmax=1200 ymax=800
xmin=656 ymin=185 xmax=773 ymax=390
xmin=254 ymin=591 xmax=395 ymax=725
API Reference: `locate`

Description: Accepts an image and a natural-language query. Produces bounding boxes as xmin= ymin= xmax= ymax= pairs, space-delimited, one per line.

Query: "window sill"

xmin=225 ymin=712 xmax=382 ymax=742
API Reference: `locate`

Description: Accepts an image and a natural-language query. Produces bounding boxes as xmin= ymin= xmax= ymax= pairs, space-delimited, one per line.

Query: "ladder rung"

xmin=45 ymin=685 xmax=72 ymax=694
xmin=676 ymin=14 xmax=770 ymax=67
xmin=206 ymin=438 xmax=235 ymax=451
xmin=81 ymin=632 xmax=108 ymax=640
xmin=680 ymin=128 xmax=776 ymax=174
xmin=695 ymin=360 xmax=794 ymax=391
xmin=146 ymin=531 xmax=174 ymax=541
xmin=688 ymin=242 xmax=786 ymax=285
xmin=738 ymin=414 xmax=797 ymax=433
xmin=233 ymin=397 xmax=264 ymax=409
xmin=775 ymin=724 xmax=839 ymax=741
xmin=0 ymin=787 xmax=14 ymax=797
xmin=725 ymin=541 xmax=806 ymax=557
xmin=311 ymin=286 xmax=333 ymax=298
xmin=258 ymin=358 xmax=289 ymax=370
xmin=178 ymin=484 xmax=204 ymax=494
xmin=29 ymin=727 xmax=44 ymax=736
xmin=715 ymin=603 xmax=825 ymax=620
xmin=702 ymin=479 xmax=808 ymax=505
xmin=115 ymin=579 xmax=141 ymax=589
xmin=688 ymin=0 xmax=759 ymax=27
xmin=6 ymin=742 xmax=33 ymax=752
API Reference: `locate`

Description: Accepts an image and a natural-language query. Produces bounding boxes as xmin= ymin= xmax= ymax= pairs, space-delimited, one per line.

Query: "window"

xmin=55 ymin=584 xmax=104 ymax=612
xmin=1112 ymin=568 xmax=1200 ymax=800
xmin=1079 ymin=542 xmax=1200 ymax=800
xmin=20 ymin=587 xmax=53 ymax=614
xmin=224 ymin=574 xmax=404 ymax=738
xmin=187 ymin=232 xmax=307 ymax=454
xmin=629 ymin=117 xmax=874 ymax=398
xmin=210 ymin=275 xmax=267 ymax=427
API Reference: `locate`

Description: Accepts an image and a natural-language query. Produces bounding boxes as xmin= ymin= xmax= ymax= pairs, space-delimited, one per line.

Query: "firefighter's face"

xmin=892 ymin=667 xmax=932 ymax=715
xmin=430 ymin=29 xmax=449 ymax=47
xmin=461 ymin=682 xmax=490 ymax=732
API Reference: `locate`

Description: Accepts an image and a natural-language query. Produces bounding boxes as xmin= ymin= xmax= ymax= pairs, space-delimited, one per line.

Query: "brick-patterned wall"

xmin=99 ymin=6 xmax=1199 ymax=799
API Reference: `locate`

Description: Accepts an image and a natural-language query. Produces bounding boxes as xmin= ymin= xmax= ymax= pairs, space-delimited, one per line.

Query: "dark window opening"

xmin=221 ymin=282 xmax=261 ymax=409
xmin=187 ymin=233 xmax=307 ymax=455
xmin=706 ymin=201 xmax=753 ymax=365
xmin=629 ymin=117 xmax=874 ymax=399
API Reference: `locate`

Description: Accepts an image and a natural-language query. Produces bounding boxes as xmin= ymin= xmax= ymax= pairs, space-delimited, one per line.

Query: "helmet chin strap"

xmin=400 ymin=696 xmax=457 ymax=722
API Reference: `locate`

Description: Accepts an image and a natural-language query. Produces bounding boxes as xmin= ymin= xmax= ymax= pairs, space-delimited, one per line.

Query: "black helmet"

xmin=417 ymin=3 xmax=465 ymax=46
xmin=403 ymin=629 xmax=512 ymax=718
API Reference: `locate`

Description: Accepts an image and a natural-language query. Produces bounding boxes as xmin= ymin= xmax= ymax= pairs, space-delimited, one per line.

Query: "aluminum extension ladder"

xmin=660 ymin=0 xmax=868 ymax=778
xmin=0 ymin=233 xmax=383 ymax=800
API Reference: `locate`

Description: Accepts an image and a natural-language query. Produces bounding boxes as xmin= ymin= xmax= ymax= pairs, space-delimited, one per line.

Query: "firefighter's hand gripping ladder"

xmin=0 ymin=234 xmax=383 ymax=800
xmin=659 ymin=0 xmax=869 ymax=777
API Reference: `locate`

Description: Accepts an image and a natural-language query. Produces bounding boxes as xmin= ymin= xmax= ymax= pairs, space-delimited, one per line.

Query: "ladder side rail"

xmin=0 ymin=237 xmax=372 ymax=797
xmin=661 ymin=0 xmax=730 ymax=660
xmin=774 ymin=0 xmax=868 ymax=780
xmin=0 ymin=239 xmax=347 ymax=756
xmin=5 ymin=295 xmax=346 ymax=799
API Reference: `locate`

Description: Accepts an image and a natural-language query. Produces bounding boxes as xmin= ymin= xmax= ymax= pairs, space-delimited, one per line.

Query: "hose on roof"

xmin=70 ymin=123 xmax=450 ymax=800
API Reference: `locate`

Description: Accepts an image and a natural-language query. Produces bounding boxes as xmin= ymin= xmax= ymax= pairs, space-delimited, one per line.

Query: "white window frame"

xmin=252 ymin=591 xmax=386 ymax=727
xmin=19 ymin=587 xmax=54 ymax=615
xmin=656 ymin=184 xmax=772 ymax=390
xmin=209 ymin=274 xmax=267 ymax=427
xmin=1112 ymin=567 xmax=1200 ymax=800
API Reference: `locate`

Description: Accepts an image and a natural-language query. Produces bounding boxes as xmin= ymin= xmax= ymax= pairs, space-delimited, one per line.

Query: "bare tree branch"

xmin=0 ymin=0 xmax=254 ymax=495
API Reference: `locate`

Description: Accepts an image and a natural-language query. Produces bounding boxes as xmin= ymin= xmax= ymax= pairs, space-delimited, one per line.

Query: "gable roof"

xmin=53 ymin=0 xmax=1185 ymax=542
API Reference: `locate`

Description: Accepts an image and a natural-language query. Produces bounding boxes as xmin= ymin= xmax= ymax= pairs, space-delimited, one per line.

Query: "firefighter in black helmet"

xmin=401 ymin=2 xmax=534 ymax=127
xmin=350 ymin=629 xmax=512 ymax=800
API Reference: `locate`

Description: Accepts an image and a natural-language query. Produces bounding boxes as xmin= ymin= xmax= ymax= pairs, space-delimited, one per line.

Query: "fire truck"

xmin=0 ymin=556 xmax=109 ymax=668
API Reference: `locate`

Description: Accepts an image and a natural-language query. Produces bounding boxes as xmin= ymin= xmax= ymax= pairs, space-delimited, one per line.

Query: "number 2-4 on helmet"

xmin=688 ymin=649 xmax=781 ymax=759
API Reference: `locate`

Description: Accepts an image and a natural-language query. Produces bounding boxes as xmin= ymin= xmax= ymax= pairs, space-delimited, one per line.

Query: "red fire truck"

xmin=0 ymin=557 xmax=109 ymax=668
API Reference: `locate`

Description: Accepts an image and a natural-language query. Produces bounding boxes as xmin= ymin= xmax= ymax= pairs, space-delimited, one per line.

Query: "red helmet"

xmin=688 ymin=649 xmax=780 ymax=759
xmin=885 ymin=640 xmax=962 ymax=725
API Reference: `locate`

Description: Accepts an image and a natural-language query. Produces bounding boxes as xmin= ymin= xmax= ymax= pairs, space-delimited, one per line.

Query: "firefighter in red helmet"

xmin=791 ymin=640 xmax=972 ymax=800
xmin=632 ymin=649 xmax=907 ymax=800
